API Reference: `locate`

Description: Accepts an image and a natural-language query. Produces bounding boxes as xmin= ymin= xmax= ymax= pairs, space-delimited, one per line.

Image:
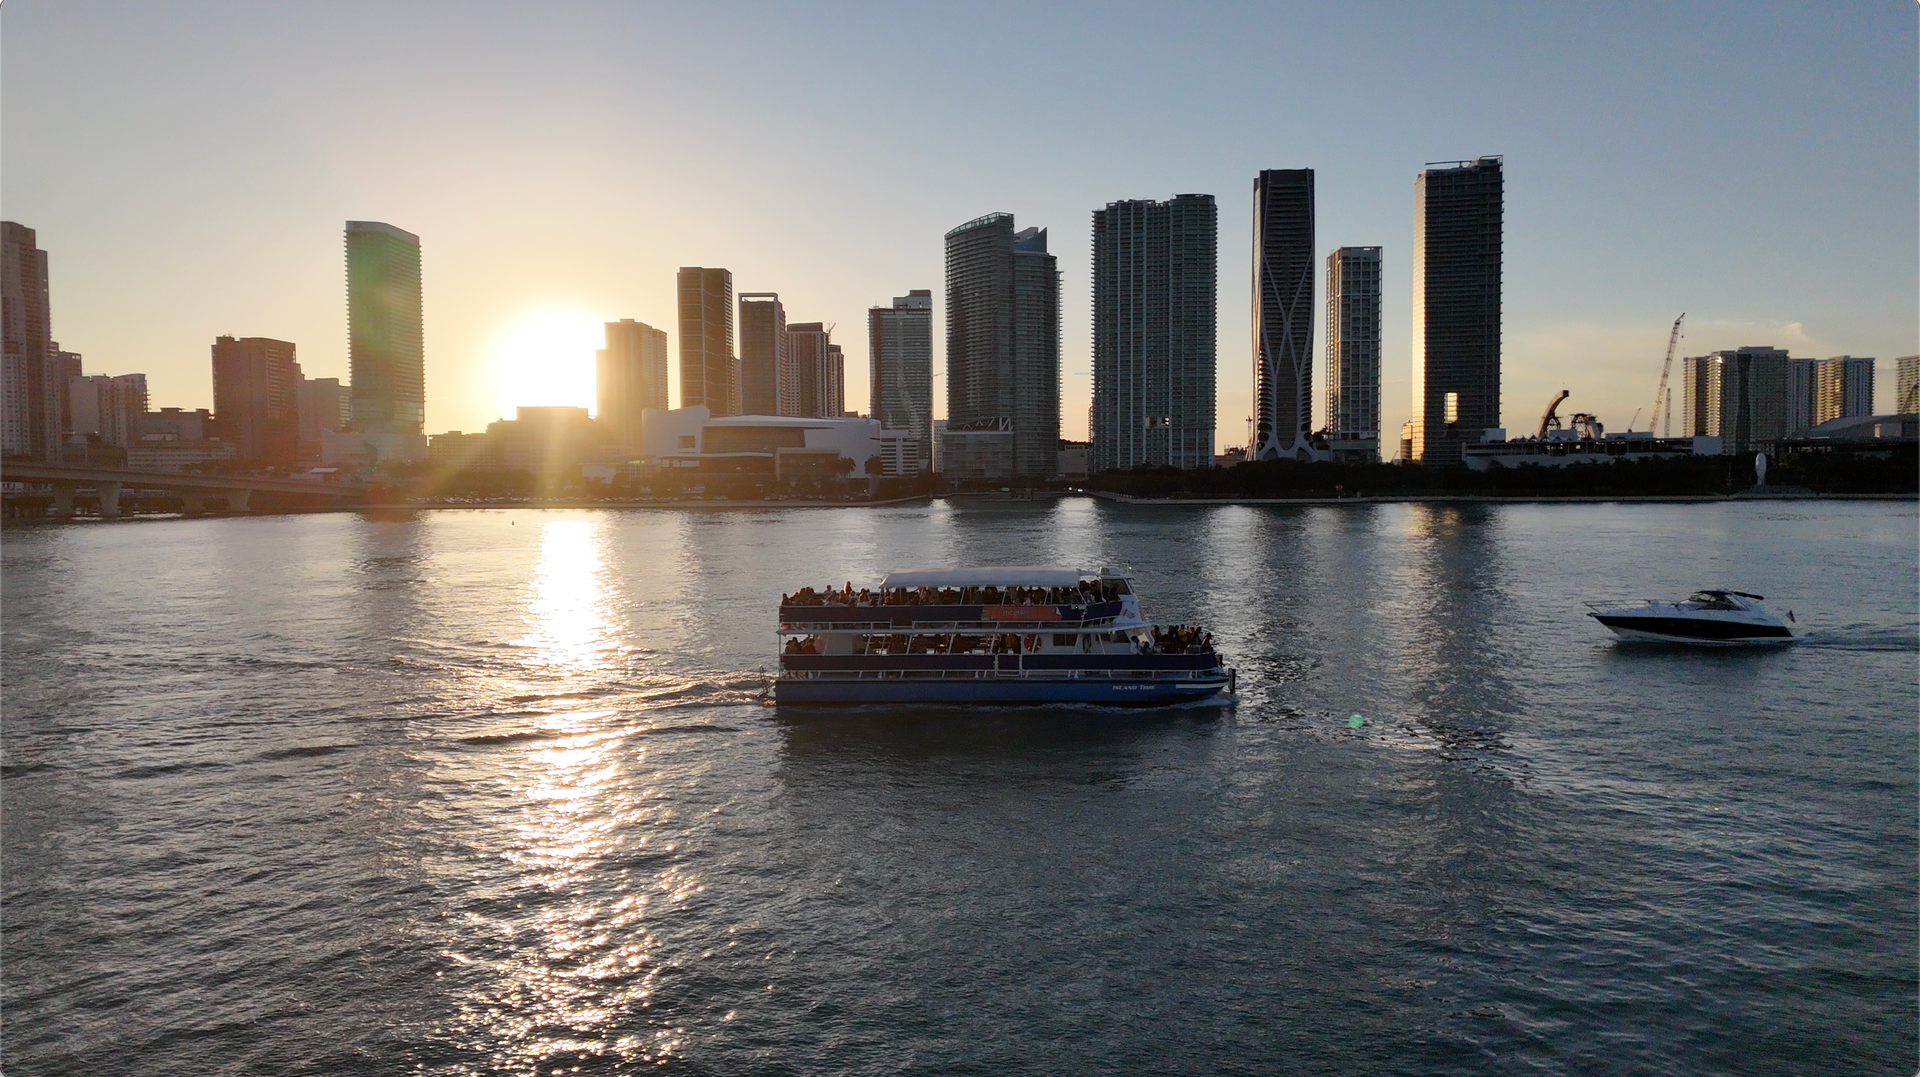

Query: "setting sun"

xmin=488 ymin=307 xmax=606 ymax=417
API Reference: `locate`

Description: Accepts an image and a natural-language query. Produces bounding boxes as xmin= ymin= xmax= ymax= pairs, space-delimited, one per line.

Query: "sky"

xmin=4 ymin=1 xmax=1916 ymax=448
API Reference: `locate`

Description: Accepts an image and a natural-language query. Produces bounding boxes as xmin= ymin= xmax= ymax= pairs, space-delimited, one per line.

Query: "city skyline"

xmin=3 ymin=4 xmax=1914 ymax=448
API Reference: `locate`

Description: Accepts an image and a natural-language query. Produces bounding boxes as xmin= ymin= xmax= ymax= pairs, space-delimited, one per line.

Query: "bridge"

xmin=1 ymin=461 xmax=365 ymax=517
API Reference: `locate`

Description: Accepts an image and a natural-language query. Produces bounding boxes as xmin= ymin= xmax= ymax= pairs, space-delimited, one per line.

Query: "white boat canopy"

xmin=880 ymin=567 xmax=1091 ymax=589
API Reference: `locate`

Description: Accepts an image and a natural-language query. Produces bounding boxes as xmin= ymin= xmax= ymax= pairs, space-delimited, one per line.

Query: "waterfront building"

xmin=2 ymin=222 xmax=61 ymax=460
xmin=426 ymin=430 xmax=499 ymax=471
xmin=1410 ymin=157 xmax=1503 ymax=466
xmin=930 ymin=419 xmax=948 ymax=473
xmin=488 ymin=406 xmax=603 ymax=486
xmin=297 ymin=376 xmax=350 ymax=464
xmin=1897 ymin=356 xmax=1919 ymax=413
xmin=640 ymin=404 xmax=884 ymax=480
xmin=737 ymin=294 xmax=788 ymax=416
xmin=346 ymin=221 xmax=425 ymax=462
xmin=1251 ymin=171 xmax=1316 ymax=460
xmin=677 ymin=267 xmax=738 ymax=415
xmin=780 ymin=324 xmax=845 ymax=420
xmin=1815 ymin=356 xmax=1874 ymax=426
xmin=69 ymin=372 xmax=148 ymax=448
xmin=212 ymin=335 xmax=302 ymax=466
xmin=597 ymin=318 xmax=669 ymax=447
xmin=1057 ymin=439 xmax=1090 ymax=480
xmin=1787 ymin=357 xmax=1817 ymax=434
xmin=1683 ymin=346 xmax=1791 ymax=454
xmin=1091 ymin=194 xmax=1217 ymax=472
xmin=944 ymin=212 xmax=1059 ymax=480
xmin=129 ymin=406 xmax=234 ymax=471
xmin=1325 ymin=245 xmax=1383 ymax=462
xmin=869 ymin=290 xmax=934 ymax=470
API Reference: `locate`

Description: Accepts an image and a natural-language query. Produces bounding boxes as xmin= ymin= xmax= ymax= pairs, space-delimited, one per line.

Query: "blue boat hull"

xmin=774 ymin=675 xmax=1232 ymax=707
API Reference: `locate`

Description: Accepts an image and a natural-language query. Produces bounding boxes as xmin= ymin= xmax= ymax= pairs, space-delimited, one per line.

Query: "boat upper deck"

xmin=781 ymin=566 xmax=1136 ymax=632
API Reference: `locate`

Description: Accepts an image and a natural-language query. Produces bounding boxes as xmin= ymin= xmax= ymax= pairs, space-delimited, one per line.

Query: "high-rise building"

xmin=345 ymin=221 xmax=425 ymax=462
xmin=69 ymin=372 xmax=148 ymax=448
xmin=1815 ymin=356 xmax=1874 ymax=425
xmin=1787 ymin=357 xmax=1817 ymax=434
xmin=1325 ymin=245 xmax=1383 ymax=462
xmin=1091 ymin=194 xmax=1217 ymax=473
xmin=1897 ymin=356 xmax=1919 ymax=413
xmin=1683 ymin=346 xmax=1790 ymax=453
xmin=212 ymin=336 xmax=302 ymax=465
xmin=737 ymin=294 xmax=787 ymax=416
xmin=298 ymin=375 xmax=349 ymax=464
xmin=597 ymin=319 xmax=669 ymax=446
xmin=869 ymin=289 xmax=934 ymax=470
xmin=677 ymin=267 xmax=738 ymax=415
xmin=1252 ymin=170 xmax=1316 ymax=460
xmin=2 ymin=222 xmax=61 ymax=460
xmin=1410 ymin=157 xmax=1503 ymax=466
xmin=826 ymin=342 xmax=845 ymax=416
xmin=944 ymin=212 xmax=1059 ymax=480
xmin=788 ymin=323 xmax=837 ymax=419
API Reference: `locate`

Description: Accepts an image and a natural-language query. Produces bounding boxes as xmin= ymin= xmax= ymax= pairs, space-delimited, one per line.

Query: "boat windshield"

xmin=1685 ymin=592 xmax=1739 ymax=610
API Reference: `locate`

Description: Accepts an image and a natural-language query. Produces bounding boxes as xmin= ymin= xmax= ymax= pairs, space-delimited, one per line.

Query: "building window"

xmin=1444 ymin=392 xmax=1459 ymax=424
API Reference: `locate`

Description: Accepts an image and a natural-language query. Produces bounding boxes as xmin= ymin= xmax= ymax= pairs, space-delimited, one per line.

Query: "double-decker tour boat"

xmin=774 ymin=567 xmax=1236 ymax=706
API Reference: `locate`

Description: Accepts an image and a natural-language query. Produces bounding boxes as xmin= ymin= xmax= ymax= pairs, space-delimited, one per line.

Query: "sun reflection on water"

xmin=443 ymin=518 xmax=696 ymax=1069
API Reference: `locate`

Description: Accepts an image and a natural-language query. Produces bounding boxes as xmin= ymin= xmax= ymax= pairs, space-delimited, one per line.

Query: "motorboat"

xmin=1585 ymin=590 xmax=1798 ymax=646
xmin=774 ymin=566 xmax=1236 ymax=705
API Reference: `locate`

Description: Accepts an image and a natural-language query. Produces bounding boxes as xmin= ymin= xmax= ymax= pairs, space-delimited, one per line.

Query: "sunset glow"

xmin=489 ymin=308 xmax=606 ymax=417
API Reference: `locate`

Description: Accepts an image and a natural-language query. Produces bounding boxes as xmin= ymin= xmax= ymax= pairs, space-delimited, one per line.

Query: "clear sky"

xmin=5 ymin=1 xmax=1915 ymax=446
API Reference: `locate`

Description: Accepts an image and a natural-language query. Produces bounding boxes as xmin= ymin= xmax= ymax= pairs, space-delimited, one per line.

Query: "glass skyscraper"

xmin=944 ymin=213 xmax=1059 ymax=481
xmin=1091 ymin=194 xmax=1216 ymax=472
xmin=345 ymin=221 xmax=425 ymax=462
xmin=1410 ymin=158 xmax=1502 ymax=466
xmin=1252 ymin=169 xmax=1316 ymax=460
xmin=1325 ymin=245 xmax=1383 ymax=461
xmin=597 ymin=318 xmax=669 ymax=448
xmin=868 ymin=290 xmax=934 ymax=471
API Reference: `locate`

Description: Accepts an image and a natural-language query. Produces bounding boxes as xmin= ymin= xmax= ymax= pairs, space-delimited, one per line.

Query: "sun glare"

xmin=490 ymin=308 xmax=606 ymax=418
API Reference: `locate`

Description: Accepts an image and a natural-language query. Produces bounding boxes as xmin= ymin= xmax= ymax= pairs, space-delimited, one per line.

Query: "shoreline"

xmin=1085 ymin=490 xmax=1918 ymax=506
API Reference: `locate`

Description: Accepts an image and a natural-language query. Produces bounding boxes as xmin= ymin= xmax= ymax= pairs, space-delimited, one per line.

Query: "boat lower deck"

xmin=774 ymin=671 xmax=1233 ymax=706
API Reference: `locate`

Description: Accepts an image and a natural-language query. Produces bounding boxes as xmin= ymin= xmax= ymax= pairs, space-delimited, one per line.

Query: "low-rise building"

xmin=940 ymin=418 xmax=1015 ymax=481
xmin=1464 ymin=428 xmax=1720 ymax=470
xmin=641 ymin=406 xmax=884 ymax=481
xmin=1056 ymin=439 xmax=1089 ymax=480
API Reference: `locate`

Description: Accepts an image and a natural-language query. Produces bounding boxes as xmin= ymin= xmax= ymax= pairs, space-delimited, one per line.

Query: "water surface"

xmin=3 ymin=498 xmax=1914 ymax=1074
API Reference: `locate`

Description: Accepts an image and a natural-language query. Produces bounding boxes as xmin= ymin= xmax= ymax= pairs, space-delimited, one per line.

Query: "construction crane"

xmin=1646 ymin=313 xmax=1685 ymax=435
xmin=1538 ymin=389 xmax=1571 ymax=437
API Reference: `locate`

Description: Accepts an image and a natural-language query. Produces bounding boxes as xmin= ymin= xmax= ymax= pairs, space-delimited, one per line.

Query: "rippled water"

xmin=3 ymin=498 xmax=1915 ymax=1075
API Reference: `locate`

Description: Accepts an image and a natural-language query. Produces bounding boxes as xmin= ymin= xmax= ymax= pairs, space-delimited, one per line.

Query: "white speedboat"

xmin=1585 ymin=590 xmax=1798 ymax=646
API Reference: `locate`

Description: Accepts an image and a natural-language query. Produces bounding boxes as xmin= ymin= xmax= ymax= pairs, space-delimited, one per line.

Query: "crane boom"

xmin=1647 ymin=313 xmax=1684 ymax=435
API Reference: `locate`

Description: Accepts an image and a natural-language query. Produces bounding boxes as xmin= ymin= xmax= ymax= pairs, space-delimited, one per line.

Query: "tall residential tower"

xmin=597 ymin=318 xmax=669 ymax=447
xmin=1251 ymin=170 xmax=1316 ymax=460
xmin=346 ymin=221 xmax=425 ymax=462
xmin=212 ymin=335 xmax=302 ymax=466
xmin=737 ymin=293 xmax=787 ymax=416
xmin=944 ymin=213 xmax=1059 ymax=480
xmin=869 ymin=290 xmax=934 ymax=471
xmin=1091 ymin=194 xmax=1217 ymax=472
xmin=1326 ymin=246 xmax=1383 ymax=461
xmin=677 ymin=267 xmax=738 ymax=415
xmin=2 ymin=222 xmax=60 ymax=460
xmin=1409 ymin=158 xmax=1503 ymax=466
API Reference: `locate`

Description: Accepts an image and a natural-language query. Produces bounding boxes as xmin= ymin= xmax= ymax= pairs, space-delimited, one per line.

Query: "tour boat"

xmin=774 ymin=567 xmax=1236 ymax=706
xmin=1585 ymin=590 xmax=1798 ymax=646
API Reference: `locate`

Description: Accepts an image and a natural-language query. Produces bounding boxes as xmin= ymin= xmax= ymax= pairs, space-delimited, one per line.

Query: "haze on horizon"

xmin=4 ymin=1 xmax=1915 ymax=448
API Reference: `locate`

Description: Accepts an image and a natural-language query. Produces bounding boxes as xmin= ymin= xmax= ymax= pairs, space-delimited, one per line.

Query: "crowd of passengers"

xmin=783 ymin=627 xmax=1213 ymax=656
xmin=782 ymin=580 xmax=1126 ymax=607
